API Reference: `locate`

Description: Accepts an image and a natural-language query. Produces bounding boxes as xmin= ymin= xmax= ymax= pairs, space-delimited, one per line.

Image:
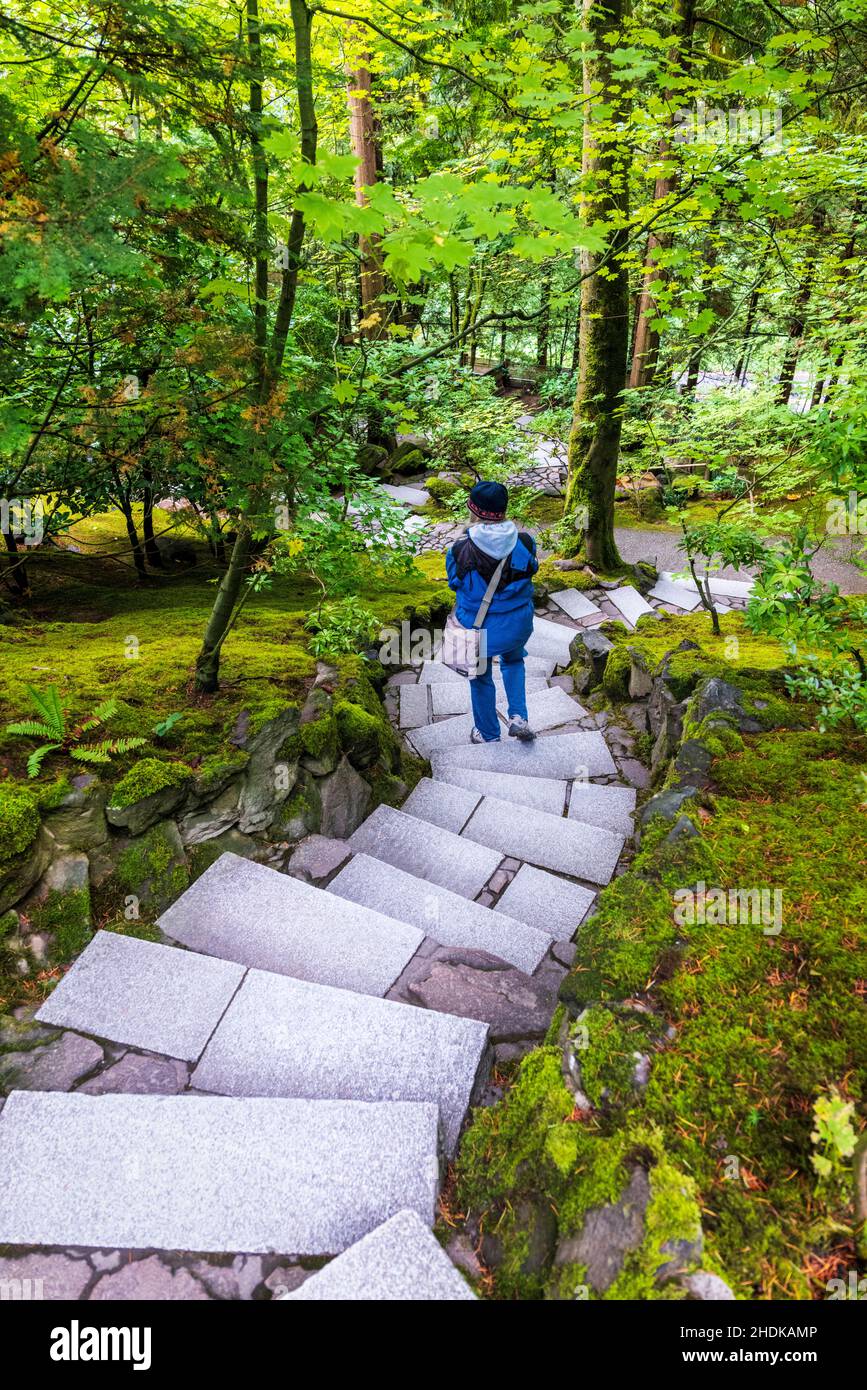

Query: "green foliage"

xmin=0 ymin=784 xmax=40 ymax=865
xmin=811 ymin=1090 xmax=858 ymax=1182
xmin=305 ymin=599 xmax=383 ymax=658
xmin=6 ymin=685 xmax=147 ymax=777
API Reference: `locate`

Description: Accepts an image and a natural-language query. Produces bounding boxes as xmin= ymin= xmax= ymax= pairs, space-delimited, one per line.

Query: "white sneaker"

xmin=470 ymin=727 xmax=499 ymax=744
xmin=508 ymin=715 xmax=536 ymax=742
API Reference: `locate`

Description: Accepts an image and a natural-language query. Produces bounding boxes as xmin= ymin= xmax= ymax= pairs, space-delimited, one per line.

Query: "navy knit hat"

xmin=467 ymin=480 xmax=509 ymax=521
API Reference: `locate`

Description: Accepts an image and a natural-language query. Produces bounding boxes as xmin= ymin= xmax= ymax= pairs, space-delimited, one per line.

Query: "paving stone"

xmin=431 ymin=681 xmax=472 ymax=716
xmin=401 ymin=777 xmax=481 ymax=833
xmin=496 ymin=864 xmax=596 ymax=939
xmin=0 ymin=1251 xmax=93 ymax=1300
xmin=432 ymin=766 xmax=567 ymax=816
xmin=523 ymin=686 xmax=588 ymax=731
xmin=417 ymin=661 xmax=465 ymax=684
xmin=36 ymin=932 xmax=245 ymax=1064
xmin=606 ymin=586 xmax=656 ymax=627
xmin=550 ymin=589 xmax=603 ymax=621
xmin=406 ymin=959 xmax=557 ymax=1041
xmin=349 ymin=805 xmax=502 ymax=899
xmin=91 ymin=1255 xmax=211 ymax=1301
xmin=329 ymin=854 xmax=550 ymax=973
xmin=158 ymin=852 xmax=422 ymax=997
xmin=566 ymin=782 xmax=637 ymax=834
xmin=520 ymin=655 xmax=557 ymax=678
xmin=647 ymin=578 xmax=702 ymax=611
xmin=661 ymin=571 xmax=753 ymax=599
xmin=0 ymin=1091 xmax=440 ymax=1255
xmin=462 ymin=795 xmax=623 ymax=886
xmin=399 ymin=684 xmax=430 ymax=728
xmin=282 ymin=1209 xmax=475 ymax=1301
xmin=0 ymin=1031 xmax=104 ymax=1096
xmin=525 ymin=615 xmax=577 ymax=665
xmin=431 ymin=730 xmax=616 ymax=781
xmin=192 ymin=970 xmax=488 ymax=1156
xmin=286 ymin=834 xmax=351 ymax=885
xmin=380 ymin=483 xmax=430 ymax=507
xmin=78 ymin=1052 xmax=190 ymax=1096
xmin=407 ymin=712 xmax=477 ymax=757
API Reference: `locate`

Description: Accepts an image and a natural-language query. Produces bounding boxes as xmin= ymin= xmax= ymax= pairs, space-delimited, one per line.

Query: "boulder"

xmin=579 ymin=630 xmax=614 ymax=686
xmin=692 ymin=676 xmax=764 ymax=733
xmin=0 ymin=824 xmax=54 ymax=915
xmin=628 ymin=648 xmax=653 ymax=699
xmin=106 ymin=776 xmax=192 ymax=836
xmin=286 ymin=834 xmax=351 ymax=886
xmin=115 ymin=820 xmax=190 ymax=917
xmin=25 ymin=852 xmax=92 ymax=961
xmin=553 ymin=1167 xmax=650 ymax=1294
xmin=681 ymin=1271 xmax=736 ymax=1301
xmin=178 ymin=781 xmax=242 ymax=845
xmin=0 ymin=1030 xmax=104 ymax=1096
xmin=638 ymin=786 xmax=699 ymax=827
xmin=43 ymin=777 xmax=109 ymax=851
xmin=317 ymin=757 xmax=371 ymax=839
xmin=404 ymin=952 xmax=557 ymax=1042
xmin=237 ymin=707 xmax=300 ymax=835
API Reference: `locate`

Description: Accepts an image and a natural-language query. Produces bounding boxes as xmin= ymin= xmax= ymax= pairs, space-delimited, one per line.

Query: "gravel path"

xmin=615 ymin=527 xmax=867 ymax=594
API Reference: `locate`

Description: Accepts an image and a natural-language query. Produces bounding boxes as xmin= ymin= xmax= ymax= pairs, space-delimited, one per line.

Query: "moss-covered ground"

xmin=455 ymin=634 xmax=867 ymax=1301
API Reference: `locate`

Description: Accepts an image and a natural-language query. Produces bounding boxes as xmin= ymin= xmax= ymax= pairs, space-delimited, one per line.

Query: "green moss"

xmin=605 ymin=1160 xmax=703 ymax=1300
xmin=109 ymin=758 xmax=193 ymax=809
xmin=0 ymin=784 xmax=40 ymax=865
xmin=602 ymin=645 xmax=631 ymax=700
xmin=300 ymin=713 xmax=339 ymax=766
xmin=334 ymin=700 xmax=388 ymax=767
xmin=116 ymin=823 xmax=190 ymax=918
xmin=576 ymin=1007 xmax=663 ymax=1109
xmin=30 ymin=887 xmax=92 ymax=962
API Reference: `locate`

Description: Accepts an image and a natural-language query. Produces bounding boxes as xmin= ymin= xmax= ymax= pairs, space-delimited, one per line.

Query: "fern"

xmin=26 ymin=744 xmax=61 ymax=778
xmin=24 ymin=685 xmax=64 ymax=737
xmin=69 ymin=748 xmax=112 ymax=764
xmin=6 ymin=720 xmax=57 ymax=738
xmin=6 ymin=685 xmax=150 ymax=776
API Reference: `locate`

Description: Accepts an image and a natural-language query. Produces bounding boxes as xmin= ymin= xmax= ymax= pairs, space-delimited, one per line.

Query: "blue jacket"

xmin=446 ymin=522 xmax=538 ymax=657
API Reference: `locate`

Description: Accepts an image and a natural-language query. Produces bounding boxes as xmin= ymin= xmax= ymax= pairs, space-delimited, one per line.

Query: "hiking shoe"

xmin=470 ymin=727 xmax=499 ymax=744
xmin=508 ymin=715 xmax=536 ymax=742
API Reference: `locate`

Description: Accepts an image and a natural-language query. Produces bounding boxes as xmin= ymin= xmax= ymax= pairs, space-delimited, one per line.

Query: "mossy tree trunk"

xmin=195 ymin=0 xmax=317 ymax=693
xmin=564 ymin=0 xmax=631 ymax=570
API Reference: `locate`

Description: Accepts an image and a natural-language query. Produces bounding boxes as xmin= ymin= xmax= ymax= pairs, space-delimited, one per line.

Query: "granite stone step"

xmin=660 ymin=571 xmax=754 ymax=599
xmin=401 ymin=777 xmax=481 ymax=833
xmin=606 ymin=585 xmax=656 ymax=628
xmin=432 ymin=765 xmax=567 ymax=816
xmin=380 ymin=482 xmax=430 ymax=508
xmin=429 ymin=675 xmax=549 ymax=718
xmin=281 ymin=1209 xmax=475 ymax=1301
xmin=566 ymin=782 xmax=637 ymax=834
xmin=431 ymin=730 xmax=616 ymax=781
xmin=495 ymin=864 xmax=596 ymax=939
xmin=461 ymin=795 xmax=624 ymax=885
xmin=522 ymin=685 xmax=589 ymax=730
xmin=348 ymin=805 xmax=502 ymax=899
xmin=550 ymin=589 xmax=603 ymax=622
xmin=192 ymin=971 xmax=488 ymax=1156
xmin=525 ymin=615 xmax=578 ymax=665
xmin=518 ymin=655 xmax=558 ymax=678
xmin=157 ymin=853 xmax=422 ymax=997
xmin=417 ymin=661 xmax=465 ymax=684
xmin=328 ymin=853 xmax=550 ymax=974
xmin=399 ymin=684 xmax=430 ymax=728
xmin=0 ymin=1091 xmax=440 ymax=1255
xmin=647 ymin=577 xmax=702 ymax=611
xmin=407 ymin=713 xmax=476 ymax=758
xmin=35 ymin=931 xmax=244 ymax=1063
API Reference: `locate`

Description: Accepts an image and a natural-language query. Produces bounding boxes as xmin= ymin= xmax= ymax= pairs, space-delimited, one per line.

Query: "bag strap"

xmin=472 ymin=558 xmax=507 ymax=629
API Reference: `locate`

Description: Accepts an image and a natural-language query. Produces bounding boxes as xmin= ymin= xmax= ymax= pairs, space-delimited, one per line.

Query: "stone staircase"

xmin=0 ymin=578 xmax=738 ymax=1299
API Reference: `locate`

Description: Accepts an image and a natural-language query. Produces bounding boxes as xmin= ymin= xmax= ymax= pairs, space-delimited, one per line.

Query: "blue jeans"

xmin=470 ymin=645 xmax=528 ymax=741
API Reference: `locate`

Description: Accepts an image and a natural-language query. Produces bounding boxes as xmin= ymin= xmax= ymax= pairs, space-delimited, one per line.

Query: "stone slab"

xmin=417 ymin=661 xmax=465 ymax=684
xmin=0 ymin=1032 xmax=104 ymax=1096
xmin=520 ymin=655 xmax=558 ymax=678
xmin=566 ymin=782 xmax=637 ymax=834
xmin=36 ymin=931 xmax=245 ymax=1063
xmin=328 ymin=854 xmax=550 ymax=974
xmin=550 ymin=589 xmax=603 ymax=621
xmin=157 ymin=853 xmax=422 ymax=997
xmin=495 ymin=864 xmax=596 ymax=939
xmin=349 ymin=805 xmax=502 ymax=899
xmin=522 ymin=686 xmax=588 ymax=731
xmin=380 ymin=483 xmax=430 ymax=508
xmin=401 ymin=778 xmax=481 ymax=833
xmin=282 ymin=1209 xmax=475 ymax=1301
xmin=432 ymin=766 xmax=567 ymax=816
xmin=462 ymin=795 xmax=624 ymax=886
xmin=430 ymin=675 xmax=549 ymax=717
xmin=431 ymin=730 xmax=616 ymax=781
xmin=647 ymin=578 xmax=702 ymax=611
xmin=192 ymin=970 xmax=488 ymax=1156
xmin=0 ymin=1091 xmax=440 ymax=1255
xmin=525 ymin=615 xmax=576 ymax=665
xmin=407 ymin=713 xmax=477 ymax=758
xmin=661 ymin=571 xmax=754 ymax=599
xmin=399 ymin=683 xmax=430 ymax=729
xmin=606 ymin=586 xmax=656 ymax=627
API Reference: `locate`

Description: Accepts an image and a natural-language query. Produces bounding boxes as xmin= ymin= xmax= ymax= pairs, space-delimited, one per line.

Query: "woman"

xmin=445 ymin=480 xmax=538 ymax=744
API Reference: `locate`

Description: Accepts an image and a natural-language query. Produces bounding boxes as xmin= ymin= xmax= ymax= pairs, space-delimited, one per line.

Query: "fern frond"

xmin=6 ymin=721 xmax=56 ymax=738
xmin=25 ymin=685 xmax=65 ymax=736
xmin=91 ymin=736 xmax=147 ymax=755
xmin=92 ymin=698 xmax=119 ymax=723
xmin=69 ymin=748 xmax=111 ymax=764
xmin=26 ymin=743 xmax=61 ymax=778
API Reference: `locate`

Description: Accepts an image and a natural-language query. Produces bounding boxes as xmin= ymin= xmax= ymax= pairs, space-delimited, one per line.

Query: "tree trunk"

xmin=141 ymin=463 xmax=163 ymax=568
xmin=195 ymin=0 xmax=316 ymax=692
xmin=628 ymin=0 xmax=696 ymax=390
xmin=564 ymin=0 xmax=630 ymax=570
xmin=777 ymin=213 xmax=822 ymax=407
xmin=536 ymin=270 xmax=551 ymax=372
xmin=734 ymin=282 xmax=761 ymax=385
xmin=347 ymin=51 xmax=385 ymax=333
xmin=2 ymin=529 xmax=30 ymax=597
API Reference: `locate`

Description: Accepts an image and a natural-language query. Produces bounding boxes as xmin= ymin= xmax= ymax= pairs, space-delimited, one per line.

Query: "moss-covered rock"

xmin=602 ymin=645 xmax=631 ymax=700
xmin=115 ymin=820 xmax=190 ymax=919
xmin=0 ymin=783 xmax=40 ymax=865
xmin=106 ymin=759 xmax=194 ymax=835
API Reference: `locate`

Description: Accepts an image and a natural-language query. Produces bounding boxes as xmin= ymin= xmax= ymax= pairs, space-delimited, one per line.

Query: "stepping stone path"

xmin=0 ymin=577 xmax=730 ymax=1299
